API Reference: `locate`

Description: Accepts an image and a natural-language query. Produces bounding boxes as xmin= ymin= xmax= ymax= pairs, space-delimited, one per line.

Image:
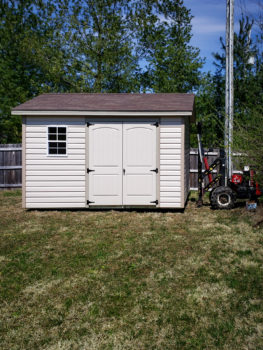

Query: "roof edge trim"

xmin=11 ymin=110 xmax=193 ymax=116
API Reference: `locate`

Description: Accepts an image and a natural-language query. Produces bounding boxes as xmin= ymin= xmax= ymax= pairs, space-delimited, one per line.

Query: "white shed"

xmin=12 ymin=93 xmax=195 ymax=209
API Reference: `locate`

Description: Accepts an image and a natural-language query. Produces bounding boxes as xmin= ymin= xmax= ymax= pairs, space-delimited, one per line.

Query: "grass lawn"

xmin=0 ymin=190 xmax=263 ymax=350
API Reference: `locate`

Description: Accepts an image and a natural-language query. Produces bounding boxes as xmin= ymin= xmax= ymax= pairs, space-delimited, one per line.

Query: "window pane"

xmin=49 ymin=142 xmax=58 ymax=148
xmin=49 ymin=148 xmax=58 ymax=154
xmin=58 ymin=134 xmax=66 ymax=140
xmin=48 ymin=134 xmax=57 ymax=140
xmin=58 ymin=148 xmax=66 ymax=154
xmin=58 ymin=142 xmax=66 ymax=148
xmin=58 ymin=127 xmax=66 ymax=134
xmin=48 ymin=127 xmax=57 ymax=134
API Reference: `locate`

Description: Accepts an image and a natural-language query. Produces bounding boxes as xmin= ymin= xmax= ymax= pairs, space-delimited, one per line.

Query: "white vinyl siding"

xmin=24 ymin=115 xmax=189 ymax=209
xmin=25 ymin=117 xmax=86 ymax=208
xmin=160 ymin=118 xmax=183 ymax=208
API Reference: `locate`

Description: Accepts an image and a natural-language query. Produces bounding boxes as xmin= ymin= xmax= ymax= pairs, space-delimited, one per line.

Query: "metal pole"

xmin=225 ymin=0 xmax=229 ymax=186
xmin=229 ymin=0 xmax=234 ymax=180
xmin=225 ymin=0 xmax=234 ymax=184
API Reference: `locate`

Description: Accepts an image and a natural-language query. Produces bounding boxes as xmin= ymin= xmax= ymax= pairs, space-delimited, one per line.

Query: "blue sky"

xmin=184 ymin=0 xmax=260 ymax=72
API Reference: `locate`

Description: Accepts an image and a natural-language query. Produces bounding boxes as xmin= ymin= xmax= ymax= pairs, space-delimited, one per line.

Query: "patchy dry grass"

xmin=0 ymin=190 xmax=263 ymax=350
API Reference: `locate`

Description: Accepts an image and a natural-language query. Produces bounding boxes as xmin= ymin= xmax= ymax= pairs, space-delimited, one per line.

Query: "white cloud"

xmin=192 ymin=16 xmax=225 ymax=34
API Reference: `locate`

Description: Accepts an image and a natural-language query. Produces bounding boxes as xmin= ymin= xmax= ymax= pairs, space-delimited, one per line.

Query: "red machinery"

xmin=197 ymin=122 xmax=262 ymax=209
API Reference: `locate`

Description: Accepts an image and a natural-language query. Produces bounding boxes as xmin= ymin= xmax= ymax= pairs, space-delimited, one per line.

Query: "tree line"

xmin=1 ymin=0 xmax=263 ymax=174
xmin=0 ymin=0 xmax=202 ymax=142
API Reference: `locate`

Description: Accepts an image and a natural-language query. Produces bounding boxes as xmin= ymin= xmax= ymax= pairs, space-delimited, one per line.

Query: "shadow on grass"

xmin=27 ymin=207 xmax=186 ymax=214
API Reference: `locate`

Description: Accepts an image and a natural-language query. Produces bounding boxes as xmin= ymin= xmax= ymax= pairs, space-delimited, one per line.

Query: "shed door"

xmin=88 ymin=123 xmax=122 ymax=205
xmin=123 ymin=123 xmax=157 ymax=205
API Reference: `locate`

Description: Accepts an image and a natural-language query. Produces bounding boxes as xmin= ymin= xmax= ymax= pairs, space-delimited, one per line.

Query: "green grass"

xmin=0 ymin=190 xmax=263 ymax=350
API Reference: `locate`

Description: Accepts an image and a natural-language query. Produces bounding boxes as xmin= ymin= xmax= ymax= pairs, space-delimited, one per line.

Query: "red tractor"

xmin=196 ymin=122 xmax=262 ymax=209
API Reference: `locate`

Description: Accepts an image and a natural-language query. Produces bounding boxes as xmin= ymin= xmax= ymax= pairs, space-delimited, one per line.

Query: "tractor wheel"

xmin=210 ymin=186 xmax=236 ymax=210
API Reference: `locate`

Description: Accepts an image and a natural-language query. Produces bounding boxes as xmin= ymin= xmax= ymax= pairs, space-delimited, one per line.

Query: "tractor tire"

xmin=210 ymin=186 xmax=236 ymax=210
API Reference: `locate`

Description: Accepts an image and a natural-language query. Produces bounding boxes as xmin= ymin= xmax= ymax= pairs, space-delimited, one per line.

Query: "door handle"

xmin=123 ymin=169 xmax=126 ymax=175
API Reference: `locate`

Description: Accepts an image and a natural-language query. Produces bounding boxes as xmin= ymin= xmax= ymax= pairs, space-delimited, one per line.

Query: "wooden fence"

xmin=0 ymin=144 xmax=22 ymax=189
xmin=0 ymin=144 xmax=242 ymax=190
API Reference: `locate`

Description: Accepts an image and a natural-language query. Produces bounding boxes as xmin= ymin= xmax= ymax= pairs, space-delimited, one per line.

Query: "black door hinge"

xmin=87 ymin=200 xmax=95 ymax=205
xmin=150 ymin=200 xmax=158 ymax=205
xmin=87 ymin=168 xmax=95 ymax=173
xmin=151 ymin=122 xmax=159 ymax=127
xmin=86 ymin=122 xmax=94 ymax=127
xmin=150 ymin=168 xmax=158 ymax=174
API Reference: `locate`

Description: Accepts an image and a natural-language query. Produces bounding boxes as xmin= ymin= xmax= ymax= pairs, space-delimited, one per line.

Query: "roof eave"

xmin=11 ymin=110 xmax=193 ymax=117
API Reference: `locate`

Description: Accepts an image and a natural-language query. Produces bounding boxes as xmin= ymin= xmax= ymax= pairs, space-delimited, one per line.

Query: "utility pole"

xmin=225 ymin=0 xmax=234 ymax=184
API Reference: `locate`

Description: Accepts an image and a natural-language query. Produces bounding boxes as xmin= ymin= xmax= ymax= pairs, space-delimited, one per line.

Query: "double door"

xmin=88 ymin=121 xmax=157 ymax=206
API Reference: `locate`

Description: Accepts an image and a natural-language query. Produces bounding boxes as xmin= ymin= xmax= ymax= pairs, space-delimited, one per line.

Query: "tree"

xmin=213 ymin=16 xmax=261 ymax=121
xmin=134 ymin=0 xmax=203 ymax=92
xmin=67 ymin=0 xmax=203 ymax=93
xmin=231 ymin=3 xmax=263 ymax=183
xmin=0 ymin=0 xmax=203 ymax=142
xmin=68 ymin=0 xmax=140 ymax=92
xmin=0 ymin=0 xmax=73 ymax=143
xmin=196 ymin=16 xmax=262 ymax=148
xmin=209 ymin=15 xmax=263 ymax=177
xmin=234 ymin=109 xmax=263 ymax=184
xmin=193 ymin=72 xmax=224 ymax=148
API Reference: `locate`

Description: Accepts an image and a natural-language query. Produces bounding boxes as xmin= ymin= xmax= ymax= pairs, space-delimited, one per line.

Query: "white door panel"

xmin=123 ymin=123 xmax=157 ymax=205
xmin=89 ymin=123 xmax=122 ymax=205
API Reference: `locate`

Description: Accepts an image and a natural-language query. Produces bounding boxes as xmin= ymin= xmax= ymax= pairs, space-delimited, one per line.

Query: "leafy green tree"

xmin=213 ymin=17 xmax=260 ymax=122
xmin=68 ymin=0 xmax=140 ymax=92
xmin=193 ymin=72 xmax=224 ymax=147
xmin=135 ymin=0 xmax=203 ymax=92
xmin=0 ymin=0 xmax=73 ymax=143
xmin=196 ymin=16 xmax=262 ymax=148
xmin=234 ymin=109 xmax=263 ymax=184
xmin=231 ymin=6 xmax=263 ymax=181
xmin=0 ymin=0 xmax=203 ymax=143
xmin=68 ymin=0 xmax=203 ymax=93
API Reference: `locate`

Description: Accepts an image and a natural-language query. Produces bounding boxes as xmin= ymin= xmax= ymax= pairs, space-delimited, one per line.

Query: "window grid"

xmin=48 ymin=127 xmax=67 ymax=155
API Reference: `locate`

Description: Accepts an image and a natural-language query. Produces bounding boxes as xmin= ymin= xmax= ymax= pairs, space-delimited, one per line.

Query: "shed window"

xmin=48 ymin=127 xmax=67 ymax=155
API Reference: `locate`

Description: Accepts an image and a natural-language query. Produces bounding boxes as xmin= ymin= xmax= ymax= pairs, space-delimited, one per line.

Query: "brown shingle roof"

xmin=12 ymin=93 xmax=195 ymax=112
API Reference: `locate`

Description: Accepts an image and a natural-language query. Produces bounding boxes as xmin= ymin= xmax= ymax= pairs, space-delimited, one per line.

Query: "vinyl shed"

xmin=12 ymin=93 xmax=195 ymax=209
